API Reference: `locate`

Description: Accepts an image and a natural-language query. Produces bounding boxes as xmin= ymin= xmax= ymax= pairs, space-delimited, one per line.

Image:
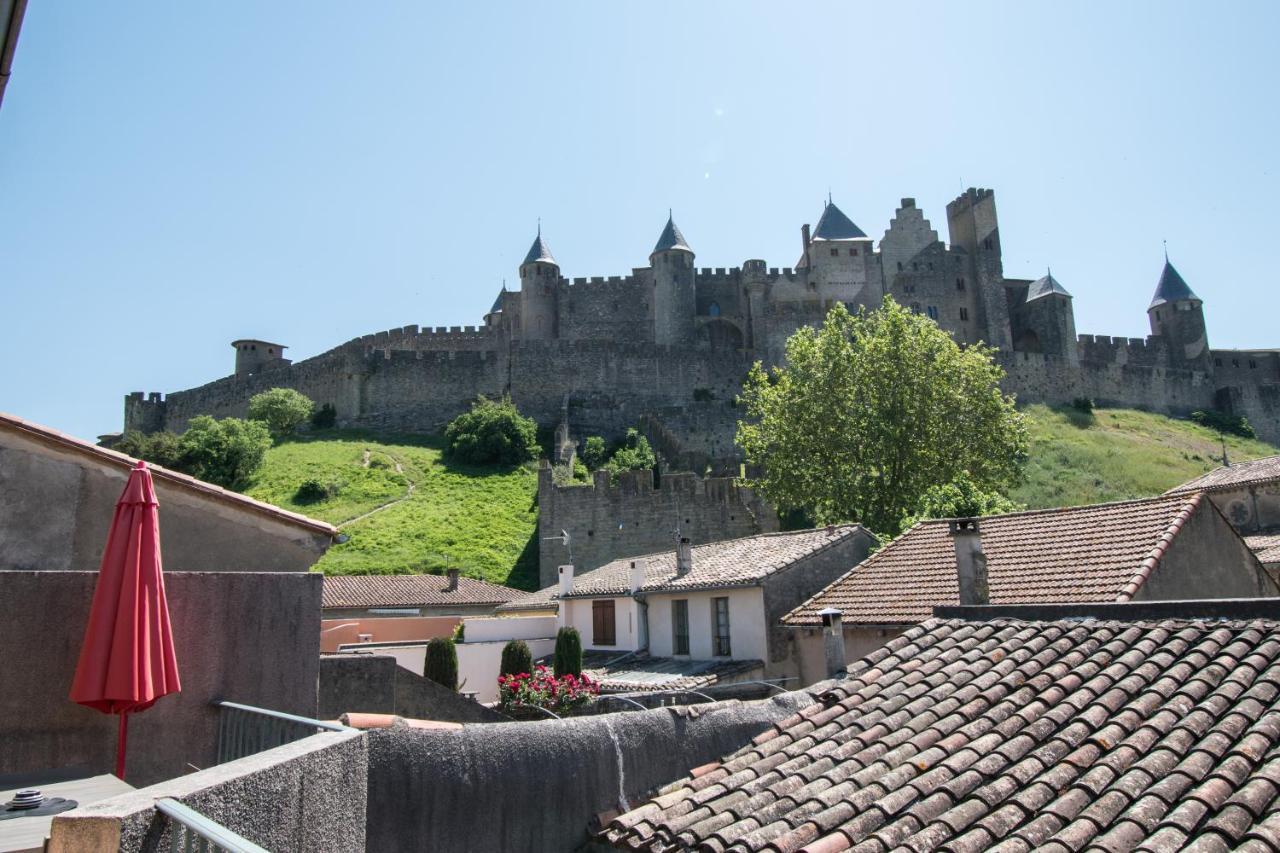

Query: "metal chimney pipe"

xmin=819 ymin=608 xmax=846 ymax=679
xmin=948 ymin=518 xmax=989 ymax=606
xmin=445 ymin=568 xmax=459 ymax=592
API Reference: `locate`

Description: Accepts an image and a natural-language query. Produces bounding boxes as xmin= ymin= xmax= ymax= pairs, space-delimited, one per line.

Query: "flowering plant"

xmin=498 ymin=665 xmax=599 ymax=714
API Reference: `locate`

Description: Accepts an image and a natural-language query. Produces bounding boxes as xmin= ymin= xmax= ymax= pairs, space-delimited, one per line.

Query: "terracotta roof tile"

xmin=783 ymin=495 xmax=1210 ymax=627
xmin=1247 ymin=532 xmax=1280 ymax=567
xmin=0 ymin=411 xmax=336 ymax=536
xmin=1168 ymin=456 xmax=1280 ymax=495
xmin=602 ymin=613 xmax=1280 ymax=852
xmin=499 ymin=525 xmax=868 ymax=612
xmin=321 ymin=574 xmax=522 ymax=609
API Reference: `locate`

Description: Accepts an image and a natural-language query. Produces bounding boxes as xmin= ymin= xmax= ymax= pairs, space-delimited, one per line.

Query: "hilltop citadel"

xmin=125 ymin=187 xmax=1280 ymax=467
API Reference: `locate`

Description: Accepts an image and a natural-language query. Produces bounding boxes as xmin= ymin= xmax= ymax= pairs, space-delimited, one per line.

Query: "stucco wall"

xmin=791 ymin=625 xmax=908 ymax=688
xmin=1204 ymin=483 xmax=1280 ymax=534
xmin=1134 ymin=500 xmax=1278 ymax=601
xmin=455 ymin=637 xmax=557 ymax=703
xmin=363 ymin=693 xmax=817 ymax=853
xmin=318 ymin=654 xmax=508 ymax=723
xmin=0 ymin=571 xmax=322 ymax=787
xmin=0 ymin=429 xmax=331 ymax=573
xmin=561 ymin=594 xmax=641 ymax=652
xmin=646 ymin=587 xmax=767 ymax=662
xmin=47 ymin=730 xmax=366 ymax=853
xmin=319 ymin=615 xmax=459 ymax=652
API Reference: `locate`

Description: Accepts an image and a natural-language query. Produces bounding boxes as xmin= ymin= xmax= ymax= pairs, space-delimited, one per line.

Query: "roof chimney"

xmin=445 ymin=568 xmax=459 ymax=592
xmin=801 ymin=223 xmax=812 ymax=265
xmin=629 ymin=560 xmax=645 ymax=595
xmin=819 ymin=608 xmax=846 ymax=679
xmin=676 ymin=537 xmax=693 ymax=576
xmin=558 ymin=564 xmax=575 ymax=597
xmin=948 ymin=519 xmax=989 ymax=606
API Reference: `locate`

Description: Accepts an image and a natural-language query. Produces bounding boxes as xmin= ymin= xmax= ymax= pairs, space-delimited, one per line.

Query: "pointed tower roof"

xmin=522 ymin=227 xmax=557 ymax=266
xmin=652 ymin=212 xmax=693 ymax=255
xmin=811 ymin=198 xmax=867 ymax=241
xmin=1149 ymin=259 xmax=1199 ymax=309
xmin=488 ymin=290 xmax=504 ymax=314
xmin=1026 ymin=269 xmax=1072 ymax=302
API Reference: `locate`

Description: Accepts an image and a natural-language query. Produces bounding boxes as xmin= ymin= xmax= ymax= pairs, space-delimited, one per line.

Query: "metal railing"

xmin=214 ymin=700 xmax=350 ymax=765
xmin=156 ymin=798 xmax=270 ymax=853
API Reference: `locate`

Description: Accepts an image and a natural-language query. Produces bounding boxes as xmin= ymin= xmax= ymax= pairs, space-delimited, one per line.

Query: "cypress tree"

xmin=553 ymin=627 xmax=583 ymax=678
xmin=500 ymin=640 xmax=533 ymax=677
xmin=424 ymin=637 xmax=459 ymax=691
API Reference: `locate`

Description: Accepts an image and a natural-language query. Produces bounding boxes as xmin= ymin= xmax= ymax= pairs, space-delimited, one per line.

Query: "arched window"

xmin=708 ymin=302 xmax=721 ymax=317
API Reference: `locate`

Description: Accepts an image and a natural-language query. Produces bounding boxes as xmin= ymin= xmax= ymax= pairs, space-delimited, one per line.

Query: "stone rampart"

xmin=538 ymin=464 xmax=778 ymax=588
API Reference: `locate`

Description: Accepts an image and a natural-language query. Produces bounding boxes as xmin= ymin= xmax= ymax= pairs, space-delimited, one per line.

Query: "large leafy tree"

xmin=736 ymin=297 xmax=1027 ymax=536
xmin=247 ymin=388 xmax=315 ymax=437
xmin=178 ymin=415 xmax=272 ymax=490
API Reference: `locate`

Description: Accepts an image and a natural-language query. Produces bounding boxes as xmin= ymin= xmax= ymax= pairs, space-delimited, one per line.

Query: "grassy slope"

xmin=1011 ymin=404 xmax=1279 ymax=509
xmin=241 ymin=410 xmax=1278 ymax=591
xmin=244 ymin=432 xmax=540 ymax=589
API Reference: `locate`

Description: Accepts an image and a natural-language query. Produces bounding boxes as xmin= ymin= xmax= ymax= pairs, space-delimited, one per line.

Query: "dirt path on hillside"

xmin=337 ymin=452 xmax=416 ymax=529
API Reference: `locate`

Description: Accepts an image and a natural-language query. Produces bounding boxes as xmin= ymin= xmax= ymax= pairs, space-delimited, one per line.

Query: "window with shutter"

xmin=592 ymin=600 xmax=616 ymax=646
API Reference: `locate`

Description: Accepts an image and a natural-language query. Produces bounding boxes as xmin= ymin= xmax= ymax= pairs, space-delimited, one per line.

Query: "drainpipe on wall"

xmin=629 ymin=561 xmax=650 ymax=652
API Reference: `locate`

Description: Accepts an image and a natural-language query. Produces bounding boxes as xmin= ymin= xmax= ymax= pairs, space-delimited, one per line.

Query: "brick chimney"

xmin=801 ymin=223 xmax=812 ymax=266
xmin=819 ymin=608 xmax=846 ymax=679
xmin=675 ymin=537 xmax=693 ymax=577
xmin=629 ymin=560 xmax=645 ymax=595
xmin=445 ymin=568 xmax=459 ymax=592
xmin=558 ymin=564 xmax=575 ymax=597
xmin=948 ymin=518 xmax=989 ymax=606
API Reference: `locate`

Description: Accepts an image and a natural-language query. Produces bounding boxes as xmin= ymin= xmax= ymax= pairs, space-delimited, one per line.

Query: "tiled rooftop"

xmin=1247 ymin=532 xmax=1280 ymax=567
xmin=498 ymin=526 xmax=866 ymax=612
xmin=1168 ymin=456 xmax=1280 ymax=495
xmin=0 ymin=411 xmax=337 ymax=536
xmin=784 ymin=494 xmax=1205 ymax=627
xmin=321 ymin=574 xmax=523 ymax=609
xmin=604 ymin=610 xmax=1280 ymax=852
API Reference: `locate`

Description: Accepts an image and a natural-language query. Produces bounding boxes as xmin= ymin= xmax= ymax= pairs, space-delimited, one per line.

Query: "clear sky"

xmin=2 ymin=2 xmax=1277 ymax=441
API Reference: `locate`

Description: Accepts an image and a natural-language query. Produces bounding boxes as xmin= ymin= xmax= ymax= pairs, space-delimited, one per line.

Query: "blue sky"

xmin=2 ymin=2 xmax=1277 ymax=440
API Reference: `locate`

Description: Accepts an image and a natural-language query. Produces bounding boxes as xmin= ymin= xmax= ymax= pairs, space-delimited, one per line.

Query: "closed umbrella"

xmin=69 ymin=460 xmax=181 ymax=780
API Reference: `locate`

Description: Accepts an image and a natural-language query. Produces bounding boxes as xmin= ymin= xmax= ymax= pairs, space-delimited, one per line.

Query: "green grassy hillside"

xmin=1011 ymin=404 xmax=1278 ymax=509
xmin=244 ymin=432 xmax=539 ymax=589
xmin=242 ymin=410 xmax=1276 ymax=591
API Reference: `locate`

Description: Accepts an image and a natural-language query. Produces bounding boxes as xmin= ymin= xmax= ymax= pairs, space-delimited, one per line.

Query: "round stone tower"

xmin=231 ymin=339 xmax=287 ymax=376
xmin=650 ymin=212 xmax=696 ymax=346
xmin=1147 ymin=257 xmax=1209 ymax=369
xmin=519 ymin=227 xmax=559 ymax=341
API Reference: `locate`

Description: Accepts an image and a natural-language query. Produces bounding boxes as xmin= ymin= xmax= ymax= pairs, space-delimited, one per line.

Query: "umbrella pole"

xmin=115 ymin=711 xmax=128 ymax=780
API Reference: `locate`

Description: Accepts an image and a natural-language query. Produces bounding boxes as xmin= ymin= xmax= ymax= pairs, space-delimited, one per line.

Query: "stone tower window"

xmin=912 ymin=262 xmax=918 ymax=271
xmin=1216 ymin=358 xmax=1223 ymax=367
xmin=897 ymin=261 xmax=903 ymax=271
xmin=927 ymin=306 xmax=939 ymax=320
xmin=849 ymin=248 xmax=858 ymax=256
xmin=960 ymin=307 xmax=969 ymax=321
xmin=708 ymin=302 xmax=721 ymax=317
xmin=956 ymin=278 xmax=966 ymax=291
xmin=830 ymin=248 xmax=838 ymax=257
xmin=983 ymin=238 xmax=993 ymax=250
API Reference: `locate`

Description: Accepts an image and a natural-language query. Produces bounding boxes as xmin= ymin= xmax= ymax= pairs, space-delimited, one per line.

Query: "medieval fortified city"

xmin=6 ymin=5 xmax=1280 ymax=853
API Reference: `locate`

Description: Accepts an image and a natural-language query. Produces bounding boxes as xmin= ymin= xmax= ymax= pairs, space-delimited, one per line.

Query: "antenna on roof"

xmin=1163 ymin=239 xmax=1169 ymax=262
xmin=537 ymin=217 xmax=541 ymax=237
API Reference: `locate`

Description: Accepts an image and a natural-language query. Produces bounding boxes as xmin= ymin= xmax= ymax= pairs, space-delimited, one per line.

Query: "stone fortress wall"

xmin=125 ymin=187 xmax=1280 ymax=459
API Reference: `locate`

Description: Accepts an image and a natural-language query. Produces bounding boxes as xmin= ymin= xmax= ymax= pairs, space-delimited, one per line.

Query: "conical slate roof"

xmin=1026 ymin=270 xmax=1072 ymax=302
xmin=1149 ymin=260 xmax=1199 ymax=309
xmin=522 ymin=229 xmax=557 ymax=266
xmin=652 ymin=214 xmax=693 ymax=255
xmin=811 ymin=199 xmax=867 ymax=241
xmin=488 ymin=290 xmax=504 ymax=314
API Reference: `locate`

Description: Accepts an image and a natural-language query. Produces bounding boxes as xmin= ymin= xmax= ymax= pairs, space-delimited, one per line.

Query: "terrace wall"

xmin=364 ymin=692 xmax=817 ymax=853
xmin=0 ymin=571 xmax=321 ymax=787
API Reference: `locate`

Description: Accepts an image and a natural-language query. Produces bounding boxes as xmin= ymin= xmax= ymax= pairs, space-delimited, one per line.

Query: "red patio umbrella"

xmin=69 ymin=459 xmax=181 ymax=780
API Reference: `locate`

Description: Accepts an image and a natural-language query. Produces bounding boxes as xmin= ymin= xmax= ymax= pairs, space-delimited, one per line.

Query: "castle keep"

xmin=126 ymin=188 xmax=1280 ymax=457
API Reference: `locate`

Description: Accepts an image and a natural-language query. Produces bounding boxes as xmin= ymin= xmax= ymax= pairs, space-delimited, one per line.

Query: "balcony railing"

xmin=155 ymin=798 xmax=269 ymax=853
xmin=214 ymin=700 xmax=350 ymax=765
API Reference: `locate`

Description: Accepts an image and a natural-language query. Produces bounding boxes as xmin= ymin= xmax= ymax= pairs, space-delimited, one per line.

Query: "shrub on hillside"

xmin=311 ymin=402 xmax=337 ymax=429
xmin=444 ymin=396 xmax=538 ymax=466
xmin=248 ymin=388 xmax=315 ymax=437
xmin=1191 ymin=409 xmax=1255 ymax=439
xmin=1071 ymin=397 xmax=1095 ymax=414
xmin=294 ymin=477 xmax=341 ymax=504
xmin=178 ymin=416 xmax=272 ymax=490
xmin=500 ymin=640 xmax=534 ymax=677
xmin=116 ymin=430 xmax=184 ymax=469
xmin=553 ymin=627 xmax=583 ymax=678
xmin=424 ymin=637 xmax=459 ymax=691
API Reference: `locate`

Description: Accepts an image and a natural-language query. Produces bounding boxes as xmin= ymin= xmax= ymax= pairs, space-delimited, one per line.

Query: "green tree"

xmin=605 ymin=428 xmax=656 ymax=476
xmin=552 ymin=627 xmax=583 ymax=678
xmin=582 ymin=436 xmax=608 ymax=471
xmin=737 ymin=298 xmax=1027 ymax=537
xmin=500 ymin=640 xmax=534 ymax=677
xmin=424 ymin=637 xmax=459 ymax=691
xmin=177 ymin=416 xmax=272 ymax=490
xmin=899 ymin=471 xmax=1022 ymax=531
xmin=247 ymin=388 xmax=315 ymax=437
xmin=310 ymin=402 xmax=337 ymax=429
xmin=116 ymin=430 xmax=184 ymax=469
xmin=444 ymin=396 xmax=539 ymax=466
